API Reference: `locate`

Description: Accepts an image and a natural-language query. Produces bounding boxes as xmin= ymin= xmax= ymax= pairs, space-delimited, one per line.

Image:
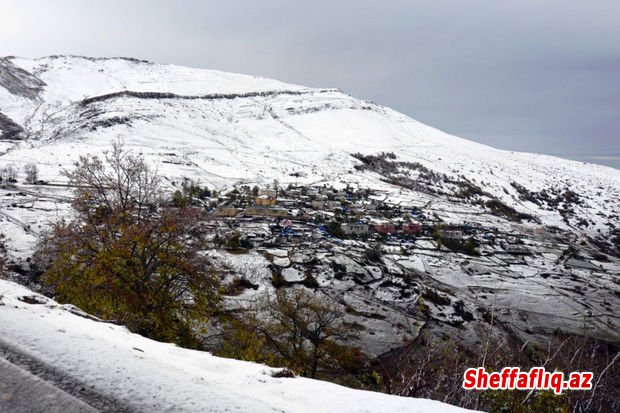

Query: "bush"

xmin=364 ymin=246 xmax=382 ymax=262
xmin=225 ymin=232 xmax=241 ymax=249
xmin=272 ymin=368 xmax=296 ymax=378
xmin=216 ymin=314 xmax=274 ymax=364
xmin=485 ymin=199 xmax=534 ymax=222
xmin=302 ymin=273 xmax=319 ymax=288
xmin=271 ymin=270 xmax=288 ymax=288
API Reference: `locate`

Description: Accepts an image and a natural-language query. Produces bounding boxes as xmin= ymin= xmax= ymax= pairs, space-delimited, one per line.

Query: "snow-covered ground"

xmin=0 ymin=55 xmax=618 ymax=410
xmin=0 ymin=279 xmax=475 ymax=413
xmin=0 ymin=55 xmax=618 ymax=237
xmin=0 ymin=54 xmax=618 ymax=346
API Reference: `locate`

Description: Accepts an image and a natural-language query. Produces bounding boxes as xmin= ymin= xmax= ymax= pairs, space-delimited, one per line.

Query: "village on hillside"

xmin=164 ymin=179 xmax=616 ymax=355
xmin=0 ymin=172 xmax=617 ymax=358
xmin=198 ymin=180 xmax=587 ymax=266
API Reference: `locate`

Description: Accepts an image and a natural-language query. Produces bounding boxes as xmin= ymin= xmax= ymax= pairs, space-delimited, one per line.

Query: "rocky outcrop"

xmin=0 ymin=112 xmax=24 ymax=140
xmin=0 ymin=57 xmax=46 ymax=100
xmin=81 ymin=88 xmax=339 ymax=106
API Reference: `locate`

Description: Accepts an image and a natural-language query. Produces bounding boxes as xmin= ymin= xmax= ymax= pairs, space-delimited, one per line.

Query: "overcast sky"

xmin=2 ymin=0 xmax=619 ymax=168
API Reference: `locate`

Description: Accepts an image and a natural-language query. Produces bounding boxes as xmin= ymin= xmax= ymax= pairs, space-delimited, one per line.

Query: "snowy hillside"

xmin=0 ymin=55 xmax=617 ymax=234
xmin=0 ymin=279 xmax=473 ymax=412
xmin=0 ymin=56 xmax=618 ymax=409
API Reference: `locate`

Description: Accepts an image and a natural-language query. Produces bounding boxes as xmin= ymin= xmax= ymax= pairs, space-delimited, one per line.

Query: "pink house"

xmin=403 ymin=222 xmax=421 ymax=235
xmin=374 ymin=223 xmax=396 ymax=234
xmin=281 ymin=219 xmax=293 ymax=228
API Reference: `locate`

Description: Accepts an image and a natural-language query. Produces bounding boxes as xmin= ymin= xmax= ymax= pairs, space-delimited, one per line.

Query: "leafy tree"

xmin=181 ymin=179 xmax=211 ymax=201
xmin=256 ymin=289 xmax=360 ymax=378
xmin=36 ymin=141 xmax=220 ymax=347
xmin=171 ymin=179 xmax=211 ymax=208
xmin=172 ymin=189 xmax=188 ymax=207
xmin=216 ymin=313 xmax=275 ymax=365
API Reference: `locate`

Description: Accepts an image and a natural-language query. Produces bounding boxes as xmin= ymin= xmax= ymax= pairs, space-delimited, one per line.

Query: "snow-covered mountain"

xmin=1 ymin=55 xmax=617 ymax=233
xmin=2 ymin=53 xmax=619 ymax=326
xmin=0 ymin=55 xmax=619 ymax=410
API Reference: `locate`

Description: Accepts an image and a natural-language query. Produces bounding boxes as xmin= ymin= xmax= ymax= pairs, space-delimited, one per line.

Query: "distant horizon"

xmin=552 ymin=153 xmax=620 ymax=170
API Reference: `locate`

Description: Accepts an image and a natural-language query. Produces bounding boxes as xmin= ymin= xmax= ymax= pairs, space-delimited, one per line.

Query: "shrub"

xmin=485 ymin=199 xmax=534 ymax=222
xmin=302 ymin=272 xmax=319 ymax=288
xmin=224 ymin=276 xmax=256 ymax=296
xmin=216 ymin=314 xmax=274 ymax=364
xmin=364 ymin=246 xmax=382 ymax=262
xmin=225 ymin=232 xmax=241 ymax=249
xmin=325 ymin=222 xmax=344 ymax=238
xmin=272 ymin=368 xmax=296 ymax=378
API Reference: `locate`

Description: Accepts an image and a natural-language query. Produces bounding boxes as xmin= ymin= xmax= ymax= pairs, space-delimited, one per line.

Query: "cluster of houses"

xmin=206 ymin=183 xmax=540 ymax=257
xmin=211 ymin=184 xmax=427 ymax=238
xmin=341 ymin=221 xmax=422 ymax=237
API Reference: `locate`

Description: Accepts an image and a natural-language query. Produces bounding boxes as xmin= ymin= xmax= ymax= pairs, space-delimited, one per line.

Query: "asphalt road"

xmin=0 ymin=338 xmax=136 ymax=413
xmin=0 ymin=356 xmax=97 ymax=413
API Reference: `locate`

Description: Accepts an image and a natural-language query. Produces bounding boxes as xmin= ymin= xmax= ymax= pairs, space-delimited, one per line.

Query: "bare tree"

xmin=24 ymin=163 xmax=39 ymax=184
xmin=0 ymin=165 xmax=17 ymax=188
xmin=63 ymin=140 xmax=160 ymax=223
xmin=273 ymin=179 xmax=279 ymax=198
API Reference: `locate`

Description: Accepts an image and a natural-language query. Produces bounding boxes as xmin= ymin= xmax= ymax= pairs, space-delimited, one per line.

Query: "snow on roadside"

xmin=0 ymin=280 xmax=476 ymax=413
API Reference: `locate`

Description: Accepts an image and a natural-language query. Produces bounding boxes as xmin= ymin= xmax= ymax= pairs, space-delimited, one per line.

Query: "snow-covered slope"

xmin=0 ymin=55 xmax=617 ymax=236
xmin=1 ymin=55 xmax=618 ymax=342
xmin=0 ymin=55 xmax=618 ymax=410
xmin=0 ymin=279 xmax=473 ymax=412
